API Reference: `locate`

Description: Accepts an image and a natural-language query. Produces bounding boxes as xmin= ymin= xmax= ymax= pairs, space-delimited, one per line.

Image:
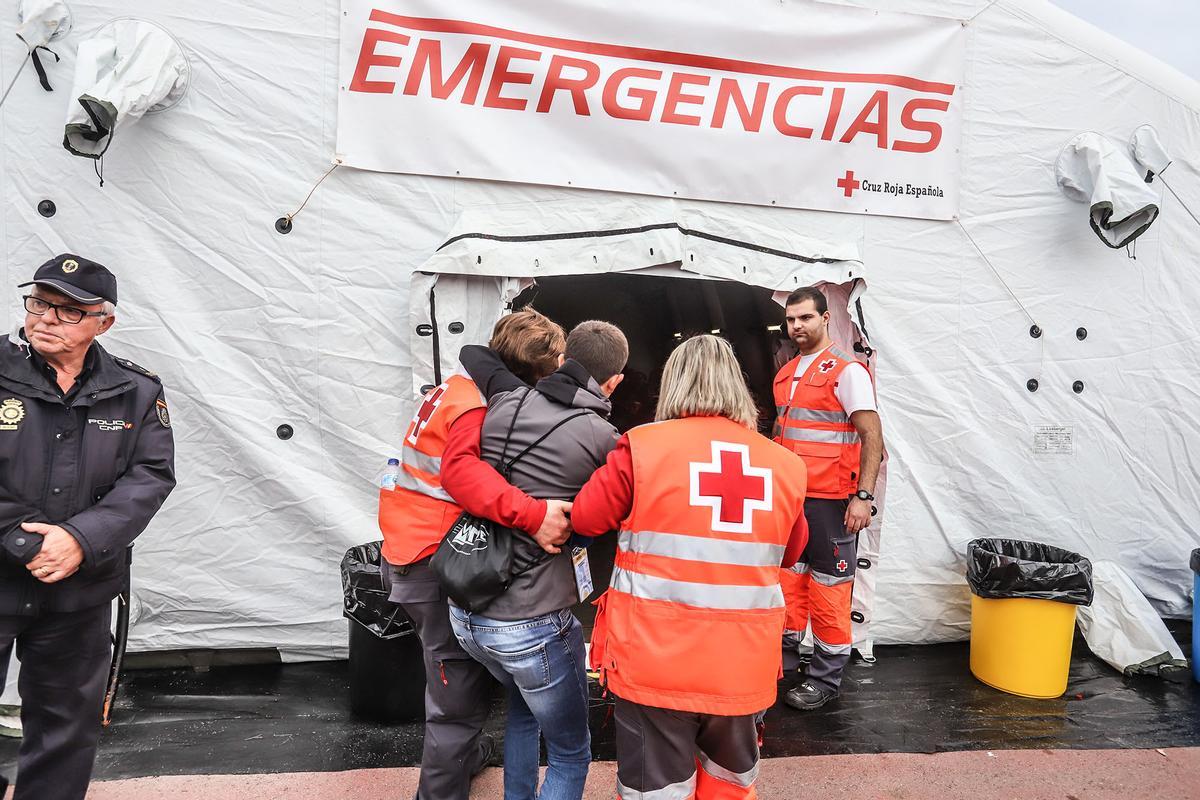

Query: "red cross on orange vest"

xmin=690 ymin=442 xmax=773 ymax=533
xmin=406 ymin=384 xmax=446 ymax=446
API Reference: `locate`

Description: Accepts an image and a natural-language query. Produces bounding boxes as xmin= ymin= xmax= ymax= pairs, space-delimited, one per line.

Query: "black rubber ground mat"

xmin=1 ymin=624 xmax=1195 ymax=780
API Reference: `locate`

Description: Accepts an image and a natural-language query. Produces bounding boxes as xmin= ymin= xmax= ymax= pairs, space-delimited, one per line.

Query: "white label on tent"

xmin=336 ymin=0 xmax=967 ymax=220
xmin=1033 ymin=425 xmax=1074 ymax=455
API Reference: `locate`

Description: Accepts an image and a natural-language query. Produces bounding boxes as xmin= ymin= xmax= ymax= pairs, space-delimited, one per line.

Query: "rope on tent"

xmin=279 ymin=161 xmax=342 ymax=231
xmin=0 ymin=51 xmax=32 ymax=110
xmin=1159 ymin=176 xmax=1200 ymax=231
xmin=967 ymin=0 xmax=1001 ymax=23
xmin=956 ymin=219 xmax=1038 ymax=327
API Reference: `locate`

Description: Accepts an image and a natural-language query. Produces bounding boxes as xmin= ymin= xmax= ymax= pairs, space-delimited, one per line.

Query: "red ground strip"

xmin=81 ymin=747 xmax=1200 ymax=799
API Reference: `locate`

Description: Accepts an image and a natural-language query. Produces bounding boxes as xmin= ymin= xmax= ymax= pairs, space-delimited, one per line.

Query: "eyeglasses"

xmin=23 ymin=295 xmax=109 ymax=325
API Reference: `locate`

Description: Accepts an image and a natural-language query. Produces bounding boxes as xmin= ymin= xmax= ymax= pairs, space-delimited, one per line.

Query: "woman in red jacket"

xmin=571 ymin=335 xmax=809 ymax=800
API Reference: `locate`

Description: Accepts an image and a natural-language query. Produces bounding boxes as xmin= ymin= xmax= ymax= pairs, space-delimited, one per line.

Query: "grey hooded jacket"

xmin=462 ymin=351 xmax=618 ymax=621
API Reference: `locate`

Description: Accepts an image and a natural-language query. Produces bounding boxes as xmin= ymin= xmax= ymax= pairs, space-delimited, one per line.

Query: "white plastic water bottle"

xmin=378 ymin=458 xmax=400 ymax=490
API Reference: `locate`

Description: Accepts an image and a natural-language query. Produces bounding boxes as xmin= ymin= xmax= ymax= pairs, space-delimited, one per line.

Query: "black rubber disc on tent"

xmin=1073 ymin=381 xmax=1085 ymax=394
xmin=275 ymin=217 xmax=293 ymax=235
xmin=276 ymin=424 xmax=293 ymax=440
xmin=1027 ymin=379 xmax=1039 ymax=392
xmin=37 ymin=199 xmax=56 ymax=218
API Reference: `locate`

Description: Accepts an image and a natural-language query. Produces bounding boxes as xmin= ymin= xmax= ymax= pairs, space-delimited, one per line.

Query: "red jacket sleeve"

xmin=441 ymin=408 xmax=547 ymax=536
xmin=781 ymin=506 xmax=809 ymax=568
xmin=570 ymin=434 xmax=634 ymax=537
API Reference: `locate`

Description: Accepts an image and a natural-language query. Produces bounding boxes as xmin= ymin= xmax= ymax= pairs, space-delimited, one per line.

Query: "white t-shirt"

xmin=790 ymin=346 xmax=877 ymax=415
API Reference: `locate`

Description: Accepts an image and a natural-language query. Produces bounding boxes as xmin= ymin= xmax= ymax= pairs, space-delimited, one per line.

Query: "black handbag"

xmin=430 ymin=389 xmax=588 ymax=612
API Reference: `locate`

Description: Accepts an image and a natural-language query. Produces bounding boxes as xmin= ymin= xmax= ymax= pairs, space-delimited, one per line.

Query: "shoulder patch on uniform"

xmin=155 ymin=398 xmax=171 ymax=428
xmin=113 ymin=356 xmax=161 ymax=383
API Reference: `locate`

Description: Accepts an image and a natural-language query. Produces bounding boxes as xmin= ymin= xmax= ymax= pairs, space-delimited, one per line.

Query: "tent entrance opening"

xmin=512 ymin=271 xmax=789 ymax=435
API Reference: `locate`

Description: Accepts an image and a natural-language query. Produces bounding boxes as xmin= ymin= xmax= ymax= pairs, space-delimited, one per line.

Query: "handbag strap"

xmin=494 ymin=387 xmax=591 ymax=479
xmin=501 ymin=410 xmax=591 ymax=477
xmin=496 ymin=387 xmax=533 ymax=472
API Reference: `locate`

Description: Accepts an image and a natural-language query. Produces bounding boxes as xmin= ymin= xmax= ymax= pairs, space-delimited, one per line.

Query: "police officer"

xmin=0 ymin=254 xmax=176 ymax=799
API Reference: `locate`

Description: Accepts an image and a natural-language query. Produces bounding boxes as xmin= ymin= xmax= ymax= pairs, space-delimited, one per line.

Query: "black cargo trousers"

xmin=385 ymin=559 xmax=493 ymax=800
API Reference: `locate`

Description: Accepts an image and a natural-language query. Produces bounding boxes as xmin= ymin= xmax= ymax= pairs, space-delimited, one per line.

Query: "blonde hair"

xmin=655 ymin=335 xmax=758 ymax=429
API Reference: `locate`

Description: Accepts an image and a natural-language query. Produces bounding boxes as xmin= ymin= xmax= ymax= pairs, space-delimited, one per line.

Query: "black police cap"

xmin=18 ymin=254 xmax=118 ymax=305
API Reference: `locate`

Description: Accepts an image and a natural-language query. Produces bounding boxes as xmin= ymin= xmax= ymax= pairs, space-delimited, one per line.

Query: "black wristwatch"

xmin=854 ymin=489 xmax=875 ymax=502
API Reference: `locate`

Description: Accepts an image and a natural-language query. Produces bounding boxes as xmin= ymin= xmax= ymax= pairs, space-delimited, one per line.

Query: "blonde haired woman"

xmin=570 ymin=335 xmax=809 ymax=799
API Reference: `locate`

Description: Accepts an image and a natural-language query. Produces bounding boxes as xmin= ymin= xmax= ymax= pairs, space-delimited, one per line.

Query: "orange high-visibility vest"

xmin=589 ymin=416 xmax=807 ymax=716
xmin=378 ymin=374 xmax=484 ymax=566
xmin=772 ymin=344 xmax=869 ymax=499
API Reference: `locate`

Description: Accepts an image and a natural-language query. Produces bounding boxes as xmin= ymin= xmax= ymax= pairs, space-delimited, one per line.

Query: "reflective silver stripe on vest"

xmin=790 ymin=562 xmax=810 ymax=575
xmin=787 ymin=407 xmax=850 ymax=424
xmin=812 ymin=632 xmax=852 ymax=656
xmin=395 ymin=465 xmax=454 ymax=503
xmin=781 ymin=427 xmax=859 ymax=445
xmin=828 ymin=345 xmax=855 ymax=362
xmin=618 ymin=773 xmax=697 ymax=800
xmin=810 ymin=569 xmax=854 ymax=587
xmin=610 ymin=566 xmax=784 ymax=610
xmin=619 ymin=530 xmax=786 ymax=568
xmin=403 ymin=448 xmax=443 ymax=476
xmin=698 ymin=748 xmax=759 ymax=787
xmin=775 ymin=404 xmax=788 ymax=418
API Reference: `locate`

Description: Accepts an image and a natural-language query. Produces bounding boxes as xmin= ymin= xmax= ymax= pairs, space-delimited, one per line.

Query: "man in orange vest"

xmin=773 ymin=286 xmax=883 ymax=711
xmin=572 ymin=335 xmax=808 ymax=799
xmin=378 ymin=309 xmax=569 ymax=800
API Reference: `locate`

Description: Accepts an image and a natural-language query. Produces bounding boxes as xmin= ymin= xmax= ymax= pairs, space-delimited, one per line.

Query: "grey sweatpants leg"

xmin=0 ymin=602 xmax=112 ymax=800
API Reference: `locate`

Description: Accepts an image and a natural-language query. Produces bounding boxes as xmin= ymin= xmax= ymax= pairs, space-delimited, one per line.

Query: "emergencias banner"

xmin=336 ymin=0 xmax=967 ymax=220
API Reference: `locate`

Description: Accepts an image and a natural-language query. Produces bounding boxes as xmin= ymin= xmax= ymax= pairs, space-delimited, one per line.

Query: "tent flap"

xmin=1055 ymin=131 xmax=1160 ymax=249
xmin=63 ymin=19 xmax=190 ymax=159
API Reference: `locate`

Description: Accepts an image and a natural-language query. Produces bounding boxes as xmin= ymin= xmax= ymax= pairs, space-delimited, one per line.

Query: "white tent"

xmin=0 ymin=0 xmax=1197 ymax=661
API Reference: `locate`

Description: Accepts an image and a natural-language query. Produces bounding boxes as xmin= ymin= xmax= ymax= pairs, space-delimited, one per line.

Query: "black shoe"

xmin=784 ymin=681 xmax=838 ymax=711
xmin=472 ymin=734 xmax=498 ymax=775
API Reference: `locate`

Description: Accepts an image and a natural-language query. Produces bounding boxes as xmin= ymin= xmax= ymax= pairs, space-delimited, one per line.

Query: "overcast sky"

xmin=1050 ymin=0 xmax=1200 ymax=80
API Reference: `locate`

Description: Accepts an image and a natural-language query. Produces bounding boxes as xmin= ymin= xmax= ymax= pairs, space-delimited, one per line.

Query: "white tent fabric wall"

xmin=0 ymin=0 xmax=1196 ymax=660
xmin=1 ymin=653 xmax=16 ymax=706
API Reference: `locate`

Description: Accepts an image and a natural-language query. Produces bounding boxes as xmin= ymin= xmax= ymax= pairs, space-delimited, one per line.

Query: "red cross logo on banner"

xmin=818 ymin=359 xmax=838 ymax=373
xmin=836 ymin=170 xmax=860 ymax=198
xmin=406 ymin=384 xmax=446 ymax=446
xmin=690 ymin=442 xmax=773 ymax=534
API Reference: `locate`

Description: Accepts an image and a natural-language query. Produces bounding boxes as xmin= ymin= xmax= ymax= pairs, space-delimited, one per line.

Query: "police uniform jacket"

xmin=0 ymin=331 xmax=176 ymax=615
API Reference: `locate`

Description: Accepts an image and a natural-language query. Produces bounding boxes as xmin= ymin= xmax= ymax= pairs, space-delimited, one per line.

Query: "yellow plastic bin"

xmin=966 ymin=538 xmax=1093 ymax=699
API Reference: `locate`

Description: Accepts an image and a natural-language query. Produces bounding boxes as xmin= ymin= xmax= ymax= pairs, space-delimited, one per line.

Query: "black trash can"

xmin=341 ymin=541 xmax=425 ymax=721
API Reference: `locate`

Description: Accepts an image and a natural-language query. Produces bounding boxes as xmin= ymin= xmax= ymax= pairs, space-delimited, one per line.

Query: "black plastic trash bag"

xmin=340 ymin=541 xmax=414 ymax=639
xmin=966 ymin=538 xmax=1093 ymax=606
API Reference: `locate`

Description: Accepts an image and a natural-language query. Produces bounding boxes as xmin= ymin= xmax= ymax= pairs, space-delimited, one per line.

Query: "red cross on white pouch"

xmin=689 ymin=442 xmax=774 ymax=534
xmin=406 ymin=384 xmax=446 ymax=446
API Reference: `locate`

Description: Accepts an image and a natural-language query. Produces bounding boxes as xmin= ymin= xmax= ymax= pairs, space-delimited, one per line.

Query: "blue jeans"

xmin=448 ymin=606 xmax=591 ymax=800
